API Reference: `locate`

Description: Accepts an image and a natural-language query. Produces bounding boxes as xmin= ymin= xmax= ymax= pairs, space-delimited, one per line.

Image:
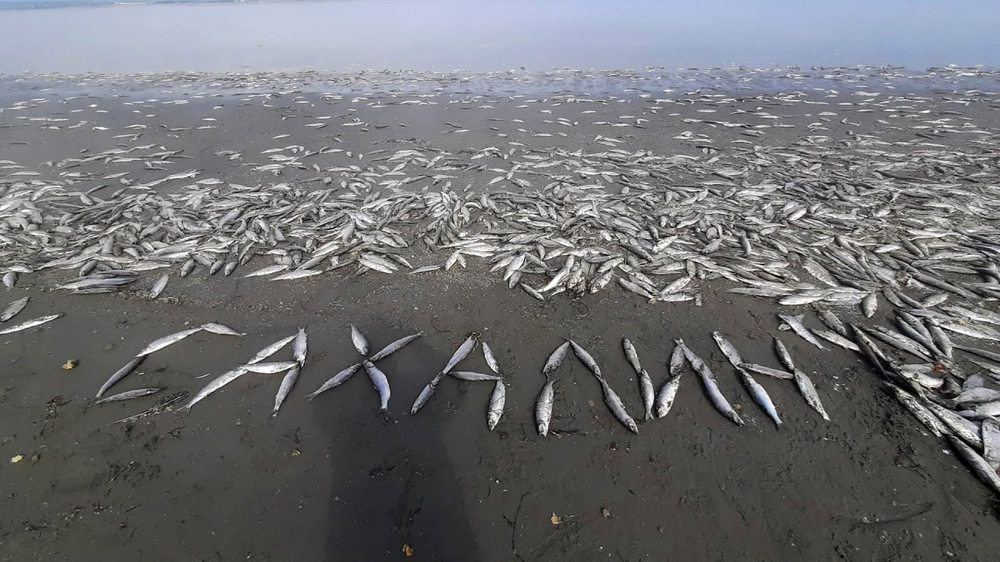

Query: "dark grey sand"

xmin=2 ymin=72 xmax=1000 ymax=561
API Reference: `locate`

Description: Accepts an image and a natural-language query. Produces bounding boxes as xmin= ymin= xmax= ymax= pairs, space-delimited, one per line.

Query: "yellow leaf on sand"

xmin=11 ymin=454 xmax=23 ymax=463
xmin=62 ymin=359 xmax=78 ymax=370
xmin=550 ymin=513 xmax=561 ymax=525
xmin=402 ymin=544 xmax=414 ymax=557
xmin=291 ymin=449 xmax=302 ymax=457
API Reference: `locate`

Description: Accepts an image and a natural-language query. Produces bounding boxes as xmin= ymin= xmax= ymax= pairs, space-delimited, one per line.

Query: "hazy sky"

xmin=1 ymin=0 xmax=998 ymax=73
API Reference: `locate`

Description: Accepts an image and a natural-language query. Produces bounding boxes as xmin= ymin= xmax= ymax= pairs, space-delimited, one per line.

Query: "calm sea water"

xmin=0 ymin=0 xmax=998 ymax=73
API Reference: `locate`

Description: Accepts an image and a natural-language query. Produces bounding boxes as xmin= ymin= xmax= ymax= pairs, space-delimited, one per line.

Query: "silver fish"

xmin=247 ymin=335 xmax=296 ymax=364
xmin=368 ymin=332 xmax=423 ymax=362
xmin=543 ymin=341 xmax=571 ymax=374
xmin=711 ymin=332 xmax=744 ymax=367
xmin=598 ymin=377 xmax=639 ymax=433
xmin=678 ymin=339 xmax=743 ymax=426
xmin=740 ymin=369 xmax=782 ymax=426
xmin=411 ymin=372 xmax=444 ymax=414
xmin=482 ymin=341 xmax=501 ymax=374
xmin=886 ymin=385 xmax=943 ymax=437
xmin=0 ymin=313 xmax=62 ymax=335
xmin=487 ymin=380 xmax=506 ymax=431
xmin=539 ymin=255 xmax=574 ymax=292
xmin=982 ymin=419 xmax=1000 ymax=472
xmin=861 ymin=293 xmax=878 ymax=318
xmin=773 ymin=338 xmax=797 ymax=372
xmin=182 ymin=366 xmax=249 ymax=410
xmin=135 ymin=327 xmax=202 ymax=356
xmin=655 ymin=343 xmax=685 ymax=418
xmin=777 ymin=314 xmax=826 ymax=350
xmin=569 ymin=340 xmax=602 ymax=378
xmin=307 ymin=363 xmax=362 ymax=400
xmin=245 ymin=264 xmax=287 ymax=278
xmin=150 ymin=274 xmax=168 ymax=299
xmin=201 ymin=322 xmax=245 ymax=337
xmin=792 ymin=369 xmax=830 ymax=421
xmin=740 ymin=363 xmax=795 ymax=380
xmin=815 ymin=307 xmax=847 ymax=337
xmin=948 ymin=435 xmax=1000 ymax=497
xmin=94 ymin=387 xmax=163 ymax=405
xmin=293 ymin=328 xmax=308 ymax=366
xmin=536 ymin=376 xmax=556 ymax=436
xmin=270 ymin=269 xmax=320 ymax=281
xmin=622 ymin=338 xmax=643 ymax=374
xmin=450 ymin=371 xmax=502 ymax=382
xmin=925 ymin=400 xmax=981 ymax=449
xmin=350 ymin=324 xmax=369 ymax=355
xmin=245 ymin=361 xmax=300 ymax=374
xmin=363 ymin=360 xmax=391 ymax=411
xmin=0 ymin=297 xmax=29 ymax=323
xmin=442 ymin=335 xmax=478 ymax=375
xmin=96 ymin=356 xmax=146 ymax=398
xmin=812 ymin=329 xmax=860 ymax=352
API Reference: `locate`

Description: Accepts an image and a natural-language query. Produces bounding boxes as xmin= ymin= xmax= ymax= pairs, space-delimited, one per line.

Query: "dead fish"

xmin=925 ymin=400 xmax=980 ymax=449
xmin=773 ymin=338 xmax=797 ymax=372
xmin=713 ymin=332 xmax=781 ymax=425
xmin=293 ymin=328 xmax=308 ymax=365
xmin=655 ymin=343 xmax=685 ymax=418
xmin=271 ymin=364 xmax=300 ymax=416
xmin=741 ymin=362 xmax=795 ymax=380
xmin=271 ymin=269 xmax=321 ymax=281
xmin=886 ymin=384 xmax=943 ymax=437
xmin=136 ymin=327 xmax=202 ymax=356
xmin=948 ymin=435 xmax=1000 ymax=497
xmin=450 ymin=371 xmax=502 ymax=382
xmin=622 ymin=338 xmax=643 ymax=373
xmin=487 ymin=380 xmax=506 ymax=430
xmin=812 ymin=329 xmax=860 ymax=352
xmin=536 ymin=376 xmax=556 ymax=436
xmin=245 ymin=264 xmax=288 ymax=278
xmin=792 ymin=368 xmax=830 ymax=421
xmin=596 ymin=376 xmax=639 ymax=433
xmin=180 ymin=259 xmax=195 ymax=278
xmin=543 ymin=341 xmax=571 ymax=374
xmin=411 ymin=372 xmax=445 ymax=414
xmin=861 ymin=293 xmax=878 ymax=318
xmin=777 ymin=314 xmax=826 ymax=350
xmin=569 ymin=340 xmax=602 ymax=378
xmin=94 ymin=387 xmax=163 ymax=405
xmin=368 ymin=332 xmax=423 ymax=362
xmin=443 ymin=334 xmax=479 ymax=375
xmin=308 ymin=363 xmax=362 ymax=400
xmin=247 ymin=335 xmax=296 ymax=364
xmin=201 ymin=322 xmax=245 ymax=337
xmin=0 ymin=313 xmax=62 ymax=335
xmin=149 ymin=274 xmax=168 ymax=299
xmin=982 ymin=419 xmax=1000 ymax=471
xmin=245 ymin=361 xmax=300 ymax=374
xmin=678 ymin=339 xmax=743 ymax=425
xmin=3 ymin=271 xmax=17 ymax=289
xmin=350 ymin=324 xmax=369 ymax=355
xmin=182 ymin=366 xmax=249 ymax=410
xmin=363 ymin=360 xmax=391 ymax=411
xmin=95 ymin=356 xmax=146 ymax=398
xmin=0 ymin=297 xmax=29 ymax=322
xmin=482 ymin=341 xmax=501 ymax=374
xmin=623 ymin=338 xmax=653 ymax=420
xmin=815 ymin=307 xmax=847 ymax=337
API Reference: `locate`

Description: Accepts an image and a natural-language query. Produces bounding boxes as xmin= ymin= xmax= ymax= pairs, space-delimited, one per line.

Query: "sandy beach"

xmin=2 ymin=69 xmax=1000 ymax=561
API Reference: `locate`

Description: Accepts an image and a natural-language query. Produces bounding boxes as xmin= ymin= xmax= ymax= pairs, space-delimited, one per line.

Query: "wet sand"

xmin=2 ymin=73 xmax=1000 ymax=561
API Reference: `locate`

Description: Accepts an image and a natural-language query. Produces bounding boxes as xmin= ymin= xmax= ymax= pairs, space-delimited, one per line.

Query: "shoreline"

xmin=2 ymin=74 xmax=1000 ymax=560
